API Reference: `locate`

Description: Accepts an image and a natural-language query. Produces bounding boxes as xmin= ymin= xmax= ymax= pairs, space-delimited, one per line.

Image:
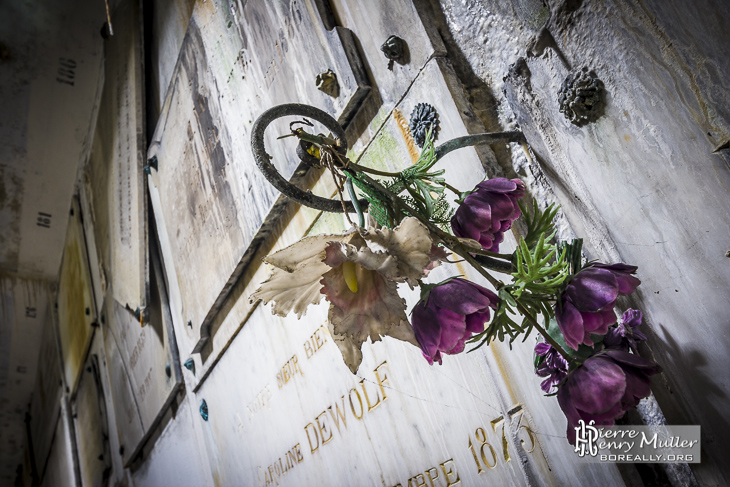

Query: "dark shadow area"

xmin=415 ymin=0 xmax=522 ymax=177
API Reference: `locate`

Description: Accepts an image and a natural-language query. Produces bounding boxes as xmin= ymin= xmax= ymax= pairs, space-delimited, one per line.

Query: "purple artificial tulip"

xmin=451 ymin=178 xmax=525 ymax=252
xmin=557 ymin=350 xmax=661 ymax=444
xmin=535 ymin=342 xmax=570 ymax=393
xmin=604 ymin=308 xmax=648 ymax=353
xmin=556 ymin=263 xmax=641 ymax=350
xmin=412 ymin=278 xmax=499 ymax=365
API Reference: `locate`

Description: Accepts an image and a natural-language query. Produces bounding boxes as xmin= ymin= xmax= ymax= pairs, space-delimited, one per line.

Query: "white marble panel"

xmin=130 ymin=397 xmax=212 ymax=487
xmin=72 ymin=352 xmax=112 ymax=487
xmin=85 ymin=0 xmax=148 ymax=313
xmin=40 ymin=399 xmax=76 ymax=487
xmin=29 ymin=317 xmax=63 ymax=474
xmin=57 ymin=199 xmax=97 ymax=393
xmin=147 ymin=0 xmax=370 ymax=357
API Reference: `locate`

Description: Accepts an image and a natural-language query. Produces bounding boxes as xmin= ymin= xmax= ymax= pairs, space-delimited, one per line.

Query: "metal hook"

xmin=251 ymin=104 xmax=525 ymax=214
xmin=251 ymin=103 xmax=367 ymax=213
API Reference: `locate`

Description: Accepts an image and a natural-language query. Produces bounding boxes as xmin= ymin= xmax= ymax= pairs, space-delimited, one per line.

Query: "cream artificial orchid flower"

xmin=250 ymin=216 xmax=447 ymax=373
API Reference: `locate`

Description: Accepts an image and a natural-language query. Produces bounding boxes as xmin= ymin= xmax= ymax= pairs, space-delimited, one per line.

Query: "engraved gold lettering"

xmin=305 ymin=325 xmax=329 ymax=360
xmin=277 ymin=355 xmax=303 ymax=388
xmin=439 ymin=459 xmax=461 ymax=486
xmin=259 ymin=443 xmax=303 ymax=485
xmin=348 ymin=388 xmax=364 ymax=419
xmin=294 ymin=443 xmax=303 ymax=463
xmin=304 ymin=423 xmax=319 ymax=453
xmin=304 ymin=340 xmax=314 ymax=359
xmin=509 ymin=404 xmax=537 ymax=453
xmin=520 ymin=425 xmax=536 ymax=453
xmin=475 ymin=427 xmax=497 ymax=469
xmin=314 ymin=327 xmax=325 ymax=349
xmin=360 ymin=378 xmax=382 ymax=412
xmin=328 ymin=395 xmax=348 ymax=433
xmin=291 ymin=355 xmax=302 ymax=376
xmin=409 ymin=473 xmax=427 ymax=487
xmin=490 ymin=416 xmax=510 ymax=462
xmin=425 ymin=467 xmax=439 ymax=487
xmin=468 ymin=436 xmax=485 ymax=474
xmin=374 ymin=361 xmax=390 ymax=401
xmin=316 ymin=410 xmax=333 ymax=445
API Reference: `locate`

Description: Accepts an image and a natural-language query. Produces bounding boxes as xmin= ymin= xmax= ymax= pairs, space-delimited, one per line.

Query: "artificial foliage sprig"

xmin=348 ymin=129 xmax=455 ymax=230
xmin=520 ymin=200 xmax=559 ymax=248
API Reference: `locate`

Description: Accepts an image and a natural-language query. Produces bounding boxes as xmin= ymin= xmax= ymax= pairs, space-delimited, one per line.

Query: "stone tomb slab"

xmin=40 ymin=398 xmax=77 ymax=487
xmin=85 ymin=0 xmax=148 ymax=315
xmin=101 ymin=258 xmax=182 ymax=466
xmin=0 ymin=277 xmax=52 ymax=486
xmin=147 ymin=0 xmax=369 ymax=357
xmin=57 ymin=198 xmax=97 ymax=393
xmin=72 ymin=352 xmax=111 ymax=487
xmin=29 ymin=317 xmax=64 ymax=475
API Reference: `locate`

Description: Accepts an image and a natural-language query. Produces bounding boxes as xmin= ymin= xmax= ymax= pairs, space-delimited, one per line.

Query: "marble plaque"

xmin=72 ymin=353 xmax=111 ymax=487
xmin=147 ymin=0 xmax=369 ymax=356
xmin=0 ymin=277 xmax=52 ymax=485
xmin=193 ymin=57 xmax=626 ymax=486
xmin=57 ymin=199 xmax=97 ymax=392
xmin=101 ymin=244 xmax=182 ymax=466
xmin=85 ymin=0 xmax=148 ymax=314
xmin=40 ymin=398 xmax=76 ymax=487
xmin=29 ymin=318 xmax=63 ymax=474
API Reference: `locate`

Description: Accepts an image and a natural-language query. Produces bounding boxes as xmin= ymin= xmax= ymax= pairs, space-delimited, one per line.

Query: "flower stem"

xmin=444 ymin=182 xmax=461 ymax=196
xmin=515 ymin=302 xmax=573 ymax=361
xmin=346 ymin=175 xmax=365 ymax=227
xmin=347 ymin=162 xmax=402 ymax=177
xmin=466 ymin=247 xmax=514 ymax=261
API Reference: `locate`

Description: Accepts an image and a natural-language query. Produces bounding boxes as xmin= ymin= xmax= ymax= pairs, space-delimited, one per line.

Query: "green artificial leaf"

xmin=558 ymin=238 xmax=584 ymax=274
xmin=544 ymin=318 xmax=595 ymax=360
xmin=519 ymin=200 xmax=560 ymax=248
xmin=512 ymin=233 xmax=569 ymax=295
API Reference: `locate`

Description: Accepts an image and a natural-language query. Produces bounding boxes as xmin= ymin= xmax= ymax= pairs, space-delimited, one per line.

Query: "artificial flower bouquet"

xmin=250 ymin=125 xmax=661 ymax=445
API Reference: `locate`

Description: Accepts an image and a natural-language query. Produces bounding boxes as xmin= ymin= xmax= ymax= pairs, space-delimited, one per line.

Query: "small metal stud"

xmin=199 ymin=399 xmax=209 ymax=421
xmin=144 ymin=155 xmax=158 ymax=175
xmin=184 ymin=358 xmax=196 ymax=374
